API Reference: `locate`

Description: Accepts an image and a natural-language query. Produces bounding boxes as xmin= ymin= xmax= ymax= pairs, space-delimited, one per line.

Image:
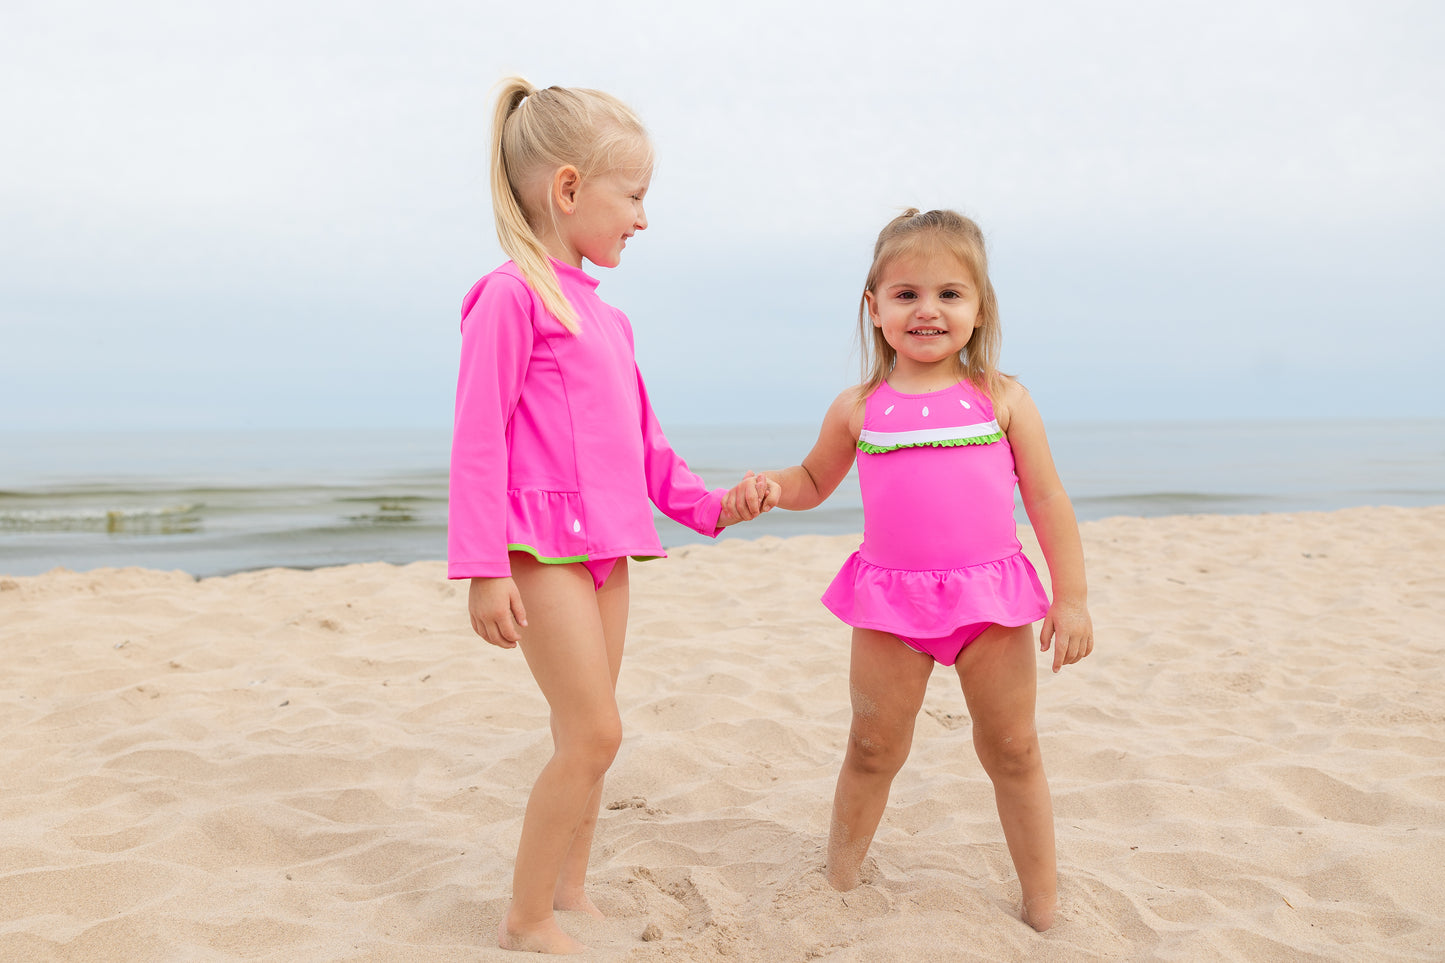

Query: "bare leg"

xmin=826 ymin=628 xmax=934 ymax=891
xmin=497 ymin=555 xmax=624 ymax=954
xmin=552 ymin=560 xmax=629 ymax=917
xmin=955 ymin=623 xmax=1057 ymax=931
xmin=551 ymin=779 xmax=606 ymax=918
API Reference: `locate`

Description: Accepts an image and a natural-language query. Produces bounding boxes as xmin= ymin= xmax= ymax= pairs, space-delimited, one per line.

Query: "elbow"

xmin=800 ymin=465 xmax=836 ymax=510
xmin=774 ymin=485 xmax=814 ymax=512
xmin=777 ymin=468 xmax=829 ymax=512
xmin=783 ymin=493 xmax=823 ymax=512
xmin=1020 ymin=488 xmax=1073 ymax=528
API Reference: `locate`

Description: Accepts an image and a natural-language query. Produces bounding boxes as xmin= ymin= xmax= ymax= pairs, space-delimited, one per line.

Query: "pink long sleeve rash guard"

xmin=448 ymin=258 xmax=726 ymax=580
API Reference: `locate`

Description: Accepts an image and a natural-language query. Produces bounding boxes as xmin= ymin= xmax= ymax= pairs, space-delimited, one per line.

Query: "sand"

xmin=1 ymin=505 xmax=1443 ymax=962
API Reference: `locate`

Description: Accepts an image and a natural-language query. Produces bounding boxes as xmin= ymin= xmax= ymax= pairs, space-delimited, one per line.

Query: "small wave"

xmin=335 ymin=494 xmax=441 ymax=505
xmin=345 ymin=503 xmax=422 ymax=525
xmin=0 ymin=505 xmax=203 ymax=535
xmin=274 ymin=522 xmax=447 ymax=539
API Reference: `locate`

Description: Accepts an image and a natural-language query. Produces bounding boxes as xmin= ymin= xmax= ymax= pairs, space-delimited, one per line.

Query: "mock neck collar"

xmin=548 ymin=257 xmax=601 ymax=291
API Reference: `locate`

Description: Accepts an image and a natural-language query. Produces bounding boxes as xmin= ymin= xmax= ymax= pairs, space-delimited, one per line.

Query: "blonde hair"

xmin=489 ymin=77 xmax=653 ymax=333
xmin=858 ymin=208 xmax=1005 ymax=404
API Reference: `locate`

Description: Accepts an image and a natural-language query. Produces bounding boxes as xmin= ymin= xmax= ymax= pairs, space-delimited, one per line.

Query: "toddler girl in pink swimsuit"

xmin=450 ymin=77 xmax=777 ymax=954
xmin=763 ymin=209 xmax=1093 ymax=931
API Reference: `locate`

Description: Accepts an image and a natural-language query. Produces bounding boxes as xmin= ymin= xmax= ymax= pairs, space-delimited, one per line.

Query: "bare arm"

xmin=764 ymin=387 xmax=863 ymax=510
xmin=999 ymin=380 xmax=1093 ymax=672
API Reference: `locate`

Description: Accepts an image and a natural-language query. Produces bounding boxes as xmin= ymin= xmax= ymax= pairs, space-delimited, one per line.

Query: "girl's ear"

xmin=864 ymin=290 xmax=881 ymax=326
xmin=552 ymin=165 xmax=581 ymax=214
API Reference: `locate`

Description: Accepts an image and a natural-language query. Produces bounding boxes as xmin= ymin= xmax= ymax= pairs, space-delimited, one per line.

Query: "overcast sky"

xmin=2 ymin=0 xmax=1441 ymax=432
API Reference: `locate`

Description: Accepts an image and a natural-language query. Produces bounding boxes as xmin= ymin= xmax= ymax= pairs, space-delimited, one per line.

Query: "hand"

xmin=468 ymin=576 xmax=527 ymax=648
xmin=719 ymin=471 xmax=779 ymax=526
xmin=1039 ymin=597 xmax=1093 ymax=673
xmin=761 ymin=475 xmax=781 ymax=511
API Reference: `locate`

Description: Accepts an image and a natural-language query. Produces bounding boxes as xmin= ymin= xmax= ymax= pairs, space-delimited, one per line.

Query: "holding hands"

xmin=719 ymin=470 xmax=780 ymax=527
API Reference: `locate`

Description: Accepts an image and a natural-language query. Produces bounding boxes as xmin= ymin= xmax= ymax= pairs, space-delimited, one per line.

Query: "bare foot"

xmin=497 ymin=915 xmax=587 ymax=954
xmin=826 ymin=824 xmax=870 ymax=892
xmin=554 ymin=887 xmax=605 ymax=919
xmin=825 ymin=863 xmax=862 ymax=892
xmin=1021 ymin=894 xmax=1057 ymax=932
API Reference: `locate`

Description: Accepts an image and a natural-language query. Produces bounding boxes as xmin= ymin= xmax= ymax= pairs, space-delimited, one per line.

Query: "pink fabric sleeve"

xmin=634 ymin=365 xmax=726 ymax=538
xmin=447 ymin=277 xmax=534 ymax=579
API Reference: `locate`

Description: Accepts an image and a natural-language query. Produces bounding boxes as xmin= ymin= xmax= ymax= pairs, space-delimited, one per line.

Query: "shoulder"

xmin=994 ymin=376 xmax=1038 ymax=434
xmin=825 ymin=383 xmax=870 ymax=438
xmin=479 ymin=262 xmax=537 ymax=302
xmin=826 ymin=381 xmax=867 ymax=413
xmin=461 ymin=263 xmax=538 ymax=329
xmin=996 ymin=374 xmax=1029 ymax=406
xmin=605 ymin=299 xmax=634 ymax=337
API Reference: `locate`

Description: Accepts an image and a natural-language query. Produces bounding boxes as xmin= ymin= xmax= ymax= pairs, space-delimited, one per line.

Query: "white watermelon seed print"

xmin=885 ymin=405 xmax=895 ymax=415
xmin=960 ymin=399 xmax=971 ymax=409
xmin=572 ymin=520 xmax=581 ymax=534
xmin=922 ymin=406 xmax=930 ymax=417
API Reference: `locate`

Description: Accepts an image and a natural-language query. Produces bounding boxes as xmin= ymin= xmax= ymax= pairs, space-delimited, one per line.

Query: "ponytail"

xmin=490 ymin=77 xmax=579 ymax=332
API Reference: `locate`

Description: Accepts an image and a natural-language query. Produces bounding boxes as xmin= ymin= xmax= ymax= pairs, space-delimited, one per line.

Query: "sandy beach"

xmin=2 ymin=505 xmax=1442 ymax=961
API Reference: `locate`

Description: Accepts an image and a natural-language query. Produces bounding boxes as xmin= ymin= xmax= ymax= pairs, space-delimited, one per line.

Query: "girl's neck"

xmin=535 ymin=226 xmax=583 ymax=268
xmin=886 ymin=361 xmax=967 ymax=395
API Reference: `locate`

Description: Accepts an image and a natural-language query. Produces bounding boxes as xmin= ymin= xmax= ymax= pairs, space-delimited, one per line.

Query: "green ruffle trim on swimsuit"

xmin=857 ymin=431 xmax=1004 ymax=454
xmin=507 ymin=544 xmax=665 ymax=565
xmin=507 ymin=543 xmax=589 ymax=564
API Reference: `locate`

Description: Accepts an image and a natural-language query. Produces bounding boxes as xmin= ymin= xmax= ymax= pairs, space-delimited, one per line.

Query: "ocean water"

xmin=1 ymin=419 xmax=1441 ymax=578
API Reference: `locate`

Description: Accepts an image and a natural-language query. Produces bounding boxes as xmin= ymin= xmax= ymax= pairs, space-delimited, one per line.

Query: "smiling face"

xmin=552 ymin=163 xmax=651 ymax=269
xmin=865 ymin=247 xmax=982 ymax=386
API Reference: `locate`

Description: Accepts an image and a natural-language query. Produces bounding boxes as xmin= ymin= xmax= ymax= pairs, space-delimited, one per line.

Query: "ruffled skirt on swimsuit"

xmin=821 ymin=550 xmax=1050 ymax=639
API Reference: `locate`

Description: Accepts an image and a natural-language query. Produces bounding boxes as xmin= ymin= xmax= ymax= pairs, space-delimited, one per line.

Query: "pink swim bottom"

xmin=896 ymin=621 xmax=995 ymax=666
xmin=581 ymin=557 xmax=619 ymax=590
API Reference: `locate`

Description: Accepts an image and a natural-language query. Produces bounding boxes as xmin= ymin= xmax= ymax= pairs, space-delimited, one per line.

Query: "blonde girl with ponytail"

xmin=448 ymin=78 xmax=777 ymax=953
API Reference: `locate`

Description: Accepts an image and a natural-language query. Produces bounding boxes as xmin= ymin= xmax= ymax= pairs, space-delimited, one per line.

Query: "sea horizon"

xmin=3 ymin=417 xmax=1442 ymax=579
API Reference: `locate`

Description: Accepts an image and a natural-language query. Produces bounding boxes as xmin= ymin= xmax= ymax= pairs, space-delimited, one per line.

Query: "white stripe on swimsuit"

xmin=858 ymin=420 xmax=1002 ymax=449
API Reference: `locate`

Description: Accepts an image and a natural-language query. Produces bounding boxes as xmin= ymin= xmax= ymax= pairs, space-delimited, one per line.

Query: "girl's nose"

xmin=636 ymin=204 xmax=648 ymax=231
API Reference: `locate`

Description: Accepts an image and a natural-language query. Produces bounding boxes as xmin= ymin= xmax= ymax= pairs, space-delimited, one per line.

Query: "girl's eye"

xmin=897 ymin=291 xmax=916 ymax=300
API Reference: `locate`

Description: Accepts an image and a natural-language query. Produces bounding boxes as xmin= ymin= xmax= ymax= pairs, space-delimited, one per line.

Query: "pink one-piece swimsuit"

xmin=820 ymin=380 xmax=1050 ymax=665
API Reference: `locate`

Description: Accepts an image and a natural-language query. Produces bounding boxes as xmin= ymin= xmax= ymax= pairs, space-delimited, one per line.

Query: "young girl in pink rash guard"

xmin=763 ymin=209 xmax=1093 ymax=931
xmin=449 ymin=77 xmax=777 ymax=954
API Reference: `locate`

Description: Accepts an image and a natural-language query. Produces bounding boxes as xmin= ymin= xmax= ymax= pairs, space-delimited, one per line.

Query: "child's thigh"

xmin=849 ymin=628 xmax=934 ymax=735
xmin=509 ymin=553 xmax=617 ymax=719
xmin=593 ymin=558 xmax=629 ymax=687
xmin=953 ymin=623 xmax=1038 ymax=735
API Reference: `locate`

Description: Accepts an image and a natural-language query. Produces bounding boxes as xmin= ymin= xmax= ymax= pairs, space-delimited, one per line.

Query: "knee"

xmin=557 ymin=716 xmax=623 ymax=778
xmin=845 ymin=725 xmax=910 ymax=778
xmin=976 ymin=728 xmax=1042 ymax=782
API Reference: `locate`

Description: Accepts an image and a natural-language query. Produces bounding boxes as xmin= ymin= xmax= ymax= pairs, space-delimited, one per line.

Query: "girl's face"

xmin=866 ymin=248 xmax=982 ymax=379
xmin=554 ymin=165 xmax=651 ymax=269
